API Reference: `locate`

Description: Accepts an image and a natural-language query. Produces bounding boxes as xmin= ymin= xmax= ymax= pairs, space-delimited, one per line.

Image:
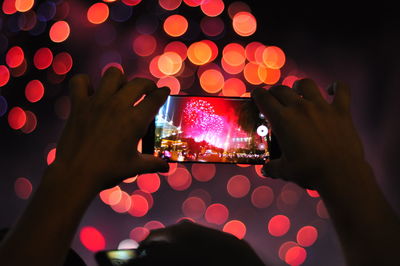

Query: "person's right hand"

xmin=252 ymin=79 xmax=367 ymax=190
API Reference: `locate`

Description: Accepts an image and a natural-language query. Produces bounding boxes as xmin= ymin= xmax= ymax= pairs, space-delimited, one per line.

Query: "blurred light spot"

xmin=122 ymin=0 xmax=142 ymax=6
xmin=187 ymin=41 xmax=212 ymax=65
xmin=285 ymin=246 xmax=307 ymax=266
xmin=200 ymin=69 xmax=224 ymax=93
xmin=232 ymin=11 xmax=257 ymax=37
xmin=110 ymin=1 xmax=133 ymax=22
xmin=158 ymin=52 xmax=183 ymax=75
xmin=306 ymin=189 xmax=320 ymax=198
xmin=316 ymin=200 xmax=329 ymax=219
xmin=87 ymin=3 xmax=109 ymax=24
xmin=282 ymin=75 xmax=299 ymax=87
xmin=123 ymin=176 xmax=138 ymax=183
xmin=15 ymin=0 xmax=34 ymax=12
xmin=254 ymin=165 xmax=266 ymax=178
xmin=222 ymin=78 xmax=246 ymax=97
xmin=223 ymin=43 xmax=246 ymax=67
xmin=10 ymin=58 xmax=27 ymax=77
xmin=262 ymin=46 xmax=286 ymax=69
xmin=137 ymin=173 xmax=160 ymax=194
xmin=227 ymin=1 xmax=251 ymax=19
xmin=20 ymin=110 xmax=37 ymax=134
xmin=189 ymin=188 xmax=211 ymax=205
xmin=183 ymin=0 xmax=201 ymax=7
xmin=201 ymin=0 xmax=224 ymax=17
xmin=182 ymin=196 xmax=206 ymax=219
xmin=128 ymin=194 xmax=149 ymax=217
xmin=132 ymin=34 xmax=157 ymax=57
xmin=80 ymin=226 xmax=106 ymax=252
xmin=251 ymin=185 xmax=274 ymax=208
xmin=244 ymin=62 xmax=263 ymax=85
xmin=245 ymin=42 xmax=264 ymax=62
xmin=52 ymin=52 xmax=73 ymax=75
xmin=157 ymin=76 xmax=181 ymax=95
xmin=262 ymin=67 xmax=281 ymax=85
xmin=49 ymin=21 xmax=70 ymax=43
xmin=0 ymin=96 xmax=8 ymax=117
xmin=237 ymin=164 xmax=250 ymax=167
xmin=14 ymin=177 xmax=32 ymax=199
xmin=163 ymin=14 xmax=188 ymax=37
xmin=223 ymin=220 xmax=246 ymax=239
xmin=159 ymin=162 xmax=178 ymax=176
xmin=34 ymin=47 xmax=53 ymax=70
xmin=202 ymin=40 xmax=219 ymax=62
xmin=18 ymin=10 xmax=37 ymax=31
xmin=132 ymin=189 xmax=154 ymax=209
xmin=221 ymin=57 xmax=244 ymax=75
xmin=100 ymin=186 xmax=122 ymax=205
xmin=149 ymin=56 xmax=166 ymax=78
xmin=167 ymin=166 xmax=192 ymax=191
xmin=279 ymin=241 xmax=298 ymax=261
xmin=227 ymin=174 xmax=250 ymax=198
xmin=280 ymin=184 xmax=301 ymax=206
xmin=118 ymin=239 xmax=138 ymax=250
xmin=6 ymin=46 xmax=24 ymax=68
xmin=159 ymin=0 xmax=182 ymax=10
xmin=205 ymin=203 xmax=229 ymax=225
xmin=200 ymin=17 xmax=224 ymax=37
xmin=2 ymin=0 xmax=17 ymax=15
xmin=101 ymin=62 xmax=124 ymax=76
xmin=164 ymin=41 xmax=187 ymax=60
xmin=25 ymin=80 xmax=44 ymax=103
xmin=37 ymin=1 xmax=56 ymax=22
xmin=8 ymin=106 xmax=26 ymax=130
xmin=47 ymin=148 xmax=56 ymax=165
xmin=0 ymin=65 xmax=10 ymax=87
xmin=268 ymin=214 xmax=290 ymax=237
xmin=144 ymin=220 xmax=165 ymax=230
xmin=191 ymin=163 xmax=216 ymax=182
xmin=296 ymin=226 xmax=318 ymax=247
xmin=111 ymin=191 xmax=131 ymax=213
xmin=129 ymin=227 xmax=149 ymax=242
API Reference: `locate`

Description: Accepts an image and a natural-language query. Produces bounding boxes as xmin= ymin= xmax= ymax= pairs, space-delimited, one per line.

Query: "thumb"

xmin=135 ymin=154 xmax=170 ymax=174
xmin=262 ymin=158 xmax=291 ymax=180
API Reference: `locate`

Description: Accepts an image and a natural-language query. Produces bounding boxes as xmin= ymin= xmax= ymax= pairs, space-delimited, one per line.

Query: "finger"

xmin=69 ymin=74 xmax=90 ymax=112
xmin=252 ymin=87 xmax=284 ymax=124
xmin=95 ymin=67 xmax=125 ymax=102
xmin=134 ymin=87 xmax=170 ymax=127
xmin=114 ymin=78 xmax=158 ymax=107
xmin=293 ymin=78 xmax=325 ymax=103
xmin=261 ymin=158 xmax=290 ymax=180
xmin=331 ymin=81 xmax=350 ymax=112
xmin=135 ymin=154 xmax=170 ymax=174
xmin=268 ymin=85 xmax=299 ymax=106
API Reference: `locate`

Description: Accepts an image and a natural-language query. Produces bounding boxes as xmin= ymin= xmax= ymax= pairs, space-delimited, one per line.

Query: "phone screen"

xmin=150 ymin=95 xmax=271 ymax=164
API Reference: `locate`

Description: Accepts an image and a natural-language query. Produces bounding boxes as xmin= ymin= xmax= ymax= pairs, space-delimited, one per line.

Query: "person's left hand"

xmin=51 ymin=67 xmax=170 ymax=192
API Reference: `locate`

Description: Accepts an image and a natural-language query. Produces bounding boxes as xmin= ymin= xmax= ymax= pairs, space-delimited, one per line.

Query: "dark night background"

xmin=1 ymin=1 xmax=399 ymax=265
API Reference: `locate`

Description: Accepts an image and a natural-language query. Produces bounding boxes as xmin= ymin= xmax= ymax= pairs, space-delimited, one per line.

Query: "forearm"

xmin=0 ymin=163 xmax=96 ymax=266
xmin=318 ymin=161 xmax=400 ymax=265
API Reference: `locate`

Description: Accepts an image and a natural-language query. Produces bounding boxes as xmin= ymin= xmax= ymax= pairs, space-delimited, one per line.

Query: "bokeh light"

xmin=296 ymin=225 xmax=318 ymax=247
xmin=159 ymin=0 xmax=182 ymax=10
xmin=0 ymin=65 xmax=10 ymax=87
xmin=199 ymin=69 xmax=224 ymax=93
xmin=205 ymin=203 xmax=229 ymax=225
xmin=187 ymin=41 xmax=213 ymax=65
xmin=52 ymin=52 xmax=73 ymax=75
xmin=191 ymin=163 xmax=216 ymax=182
xmin=222 ymin=78 xmax=246 ymax=96
xmin=25 ymin=80 xmax=45 ymax=103
xmin=46 ymin=148 xmax=56 ymax=165
xmin=285 ymin=246 xmax=307 ymax=266
xmin=8 ymin=106 xmax=26 ymax=130
xmin=132 ymin=34 xmax=157 ymax=57
xmin=14 ymin=177 xmax=32 ymax=199
xmin=262 ymin=46 xmax=286 ymax=69
xmin=232 ymin=11 xmax=257 ymax=37
xmin=79 ymin=226 xmax=106 ymax=252
xmin=157 ymin=76 xmax=181 ymax=95
xmin=251 ymin=185 xmax=274 ymax=208
xmin=49 ymin=21 xmax=70 ymax=43
xmin=34 ymin=47 xmax=53 ymax=70
xmin=200 ymin=0 xmax=224 ymax=17
xmin=6 ymin=46 xmax=24 ymax=68
xmin=137 ymin=173 xmax=161 ymax=194
xmin=129 ymin=227 xmax=149 ymax=243
xmin=15 ymin=0 xmax=34 ymax=13
xmin=167 ymin=166 xmax=192 ymax=191
xmin=163 ymin=14 xmax=188 ymax=37
xmin=223 ymin=220 xmax=246 ymax=239
xmin=87 ymin=3 xmax=110 ymax=25
xmin=268 ymin=214 xmax=291 ymax=237
xmin=227 ymin=174 xmax=250 ymax=198
xmin=182 ymin=196 xmax=206 ymax=219
xmin=128 ymin=194 xmax=149 ymax=217
xmin=158 ymin=51 xmax=183 ymax=75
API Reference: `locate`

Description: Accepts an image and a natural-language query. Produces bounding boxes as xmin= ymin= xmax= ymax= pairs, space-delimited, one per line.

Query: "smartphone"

xmin=95 ymin=249 xmax=137 ymax=266
xmin=142 ymin=95 xmax=280 ymax=164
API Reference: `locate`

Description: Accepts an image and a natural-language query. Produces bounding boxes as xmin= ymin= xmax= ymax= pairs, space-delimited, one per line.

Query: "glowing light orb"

xmin=163 ymin=14 xmax=188 ymax=37
xmin=25 ymin=80 xmax=45 ymax=103
xmin=199 ymin=69 xmax=224 ymax=93
xmin=187 ymin=41 xmax=213 ymax=65
xmin=6 ymin=46 xmax=24 ymax=68
xmin=80 ymin=227 xmax=106 ymax=252
xmin=8 ymin=106 xmax=26 ymax=130
xmin=200 ymin=0 xmax=224 ymax=17
xmin=87 ymin=3 xmax=109 ymax=24
xmin=0 ymin=65 xmax=10 ymax=87
xmin=15 ymin=0 xmax=34 ymax=12
xmin=232 ymin=11 xmax=257 ymax=37
xmin=296 ymin=226 xmax=318 ymax=247
xmin=122 ymin=0 xmax=142 ymax=6
xmin=268 ymin=214 xmax=291 ymax=237
xmin=283 ymin=75 xmax=299 ymax=87
xmin=132 ymin=34 xmax=157 ymax=57
xmin=243 ymin=62 xmax=263 ymax=85
xmin=110 ymin=191 xmax=131 ymax=213
xmin=157 ymin=76 xmax=181 ymax=95
xmin=144 ymin=220 xmax=165 ymax=230
xmin=251 ymin=186 xmax=274 ymax=208
xmin=118 ymin=239 xmax=138 ymax=250
xmin=182 ymin=196 xmax=206 ymax=219
xmin=279 ymin=241 xmax=298 ymax=261
xmin=49 ymin=21 xmax=70 ymax=43
xmin=157 ymin=51 xmax=183 ymax=75
xmin=200 ymin=17 xmax=224 ymax=37
xmin=2 ymin=0 xmax=17 ymax=15
xmin=222 ymin=78 xmax=246 ymax=97
xmin=316 ymin=200 xmax=329 ymax=219
xmin=223 ymin=43 xmax=246 ymax=67
xmin=129 ymin=227 xmax=149 ymax=243
xmin=205 ymin=203 xmax=229 ymax=225
xmin=227 ymin=1 xmax=251 ymax=19
xmin=52 ymin=52 xmax=73 ymax=75
xmin=164 ymin=41 xmax=188 ymax=60
xmin=159 ymin=162 xmax=178 ymax=176
xmin=14 ymin=177 xmax=32 ymax=199
xmin=47 ymin=148 xmax=56 ymax=165
xmin=223 ymin=220 xmax=246 ymax=239
xmin=262 ymin=46 xmax=286 ymax=69
xmin=167 ymin=166 xmax=192 ymax=191
xmin=227 ymin=175 xmax=250 ymax=198
xmin=128 ymin=194 xmax=149 ymax=217
xmin=191 ymin=163 xmax=216 ymax=182
xmin=34 ymin=48 xmax=53 ymax=70
xmin=137 ymin=173 xmax=161 ymax=194
xmin=159 ymin=0 xmax=182 ymax=10
xmin=285 ymin=246 xmax=307 ymax=266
